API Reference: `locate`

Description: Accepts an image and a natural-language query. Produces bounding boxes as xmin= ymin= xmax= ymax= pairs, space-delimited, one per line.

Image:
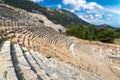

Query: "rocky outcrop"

xmin=29 ymin=13 xmax=66 ymax=33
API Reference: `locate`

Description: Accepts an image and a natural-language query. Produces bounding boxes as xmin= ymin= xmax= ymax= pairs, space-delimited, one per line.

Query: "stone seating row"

xmin=0 ymin=41 xmax=18 ymax=80
xmin=0 ymin=38 xmax=85 ymax=80
xmin=30 ymin=27 xmax=75 ymax=49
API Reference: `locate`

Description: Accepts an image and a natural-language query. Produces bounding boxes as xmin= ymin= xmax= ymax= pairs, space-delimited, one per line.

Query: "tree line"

xmin=66 ymin=25 xmax=120 ymax=43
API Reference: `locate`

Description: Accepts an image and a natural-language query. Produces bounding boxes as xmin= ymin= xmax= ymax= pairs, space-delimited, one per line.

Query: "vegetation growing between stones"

xmin=23 ymin=49 xmax=29 ymax=53
xmin=66 ymin=25 xmax=120 ymax=43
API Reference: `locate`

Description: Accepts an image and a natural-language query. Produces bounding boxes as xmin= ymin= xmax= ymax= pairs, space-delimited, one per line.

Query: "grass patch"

xmin=7 ymin=39 xmax=14 ymax=44
xmin=23 ymin=49 xmax=29 ymax=53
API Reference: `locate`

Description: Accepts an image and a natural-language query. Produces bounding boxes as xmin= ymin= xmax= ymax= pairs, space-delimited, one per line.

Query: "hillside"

xmin=0 ymin=4 xmax=40 ymax=23
xmin=3 ymin=0 xmax=89 ymax=27
xmin=0 ymin=4 xmax=65 ymax=32
xmin=97 ymin=24 xmax=115 ymax=29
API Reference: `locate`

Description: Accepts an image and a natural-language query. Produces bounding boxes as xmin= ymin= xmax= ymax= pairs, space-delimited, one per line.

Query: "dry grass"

xmin=79 ymin=39 xmax=91 ymax=45
xmin=114 ymin=39 xmax=120 ymax=45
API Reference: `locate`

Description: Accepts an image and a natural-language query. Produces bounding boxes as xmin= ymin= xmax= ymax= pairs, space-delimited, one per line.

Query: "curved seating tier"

xmin=0 ymin=39 xmax=85 ymax=80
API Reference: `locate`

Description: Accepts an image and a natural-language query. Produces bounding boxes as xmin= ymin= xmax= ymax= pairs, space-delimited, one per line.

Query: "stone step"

xmin=34 ymin=51 xmax=68 ymax=80
xmin=35 ymin=51 xmax=85 ymax=80
xmin=22 ymin=47 xmax=44 ymax=80
xmin=12 ymin=44 xmax=38 ymax=80
xmin=22 ymin=47 xmax=37 ymax=64
xmin=7 ymin=68 xmax=18 ymax=80
xmin=0 ymin=36 xmax=2 ymax=42
xmin=0 ymin=41 xmax=18 ymax=80
xmin=28 ymin=34 xmax=36 ymax=49
xmin=0 ymin=34 xmax=86 ymax=80
xmin=29 ymin=50 xmax=51 ymax=80
xmin=0 ymin=37 xmax=4 ymax=51
xmin=27 ymin=33 xmax=33 ymax=47
xmin=22 ymin=47 xmax=52 ymax=80
xmin=50 ymin=35 xmax=60 ymax=45
xmin=29 ymin=50 xmax=43 ymax=67
xmin=13 ymin=44 xmax=30 ymax=68
xmin=22 ymin=32 xmax=31 ymax=47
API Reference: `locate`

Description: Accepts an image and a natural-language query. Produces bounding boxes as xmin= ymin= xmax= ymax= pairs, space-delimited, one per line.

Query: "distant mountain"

xmin=97 ymin=24 xmax=115 ymax=29
xmin=3 ymin=0 xmax=89 ymax=27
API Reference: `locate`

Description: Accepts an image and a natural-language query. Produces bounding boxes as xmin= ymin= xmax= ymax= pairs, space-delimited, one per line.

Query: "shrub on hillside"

xmin=97 ymin=29 xmax=115 ymax=43
xmin=66 ymin=25 xmax=119 ymax=43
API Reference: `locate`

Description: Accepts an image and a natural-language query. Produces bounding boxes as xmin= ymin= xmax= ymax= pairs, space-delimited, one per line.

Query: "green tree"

xmin=97 ymin=29 xmax=115 ymax=43
xmin=87 ymin=24 xmax=97 ymax=40
xmin=66 ymin=25 xmax=119 ymax=43
xmin=114 ymin=29 xmax=120 ymax=38
xmin=66 ymin=25 xmax=86 ymax=39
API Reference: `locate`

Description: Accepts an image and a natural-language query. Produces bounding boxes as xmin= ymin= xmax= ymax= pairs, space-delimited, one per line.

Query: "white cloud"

xmin=95 ymin=14 xmax=102 ymax=19
xmin=107 ymin=9 xmax=120 ymax=14
xmin=83 ymin=2 xmax=104 ymax=10
xmin=78 ymin=13 xmax=103 ymax=24
xmin=63 ymin=0 xmax=86 ymax=10
xmin=63 ymin=0 xmax=120 ymax=27
xmin=57 ymin=4 xmax=62 ymax=9
xmin=107 ymin=14 xmax=112 ymax=17
xmin=30 ymin=0 xmax=43 ymax=2
xmin=62 ymin=0 xmax=103 ymax=12
xmin=89 ymin=14 xmax=94 ymax=19
xmin=79 ymin=15 xmax=104 ymax=25
xmin=79 ymin=15 xmax=84 ymax=19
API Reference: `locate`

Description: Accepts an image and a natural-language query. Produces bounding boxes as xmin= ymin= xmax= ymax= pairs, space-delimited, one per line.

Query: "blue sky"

xmin=31 ymin=0 xmax=120 ymax=28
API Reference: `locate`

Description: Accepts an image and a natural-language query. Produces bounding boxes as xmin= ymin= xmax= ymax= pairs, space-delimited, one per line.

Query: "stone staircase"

xmin=0 ymin=38 xmax=85 ymax=80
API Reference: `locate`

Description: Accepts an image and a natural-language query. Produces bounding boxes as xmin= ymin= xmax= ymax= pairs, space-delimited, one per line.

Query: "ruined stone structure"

xmin=0 ymin=39 xmax=86 ymax=80
xmin=0 ymin=3 xmax=120 ymax=80
xmin=0 ymin=20 xmax=120 ymax=80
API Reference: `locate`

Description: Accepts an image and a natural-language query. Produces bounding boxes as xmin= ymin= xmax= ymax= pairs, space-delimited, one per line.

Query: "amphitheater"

xmin=0 ymin=4 xmax=120 ymax=80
